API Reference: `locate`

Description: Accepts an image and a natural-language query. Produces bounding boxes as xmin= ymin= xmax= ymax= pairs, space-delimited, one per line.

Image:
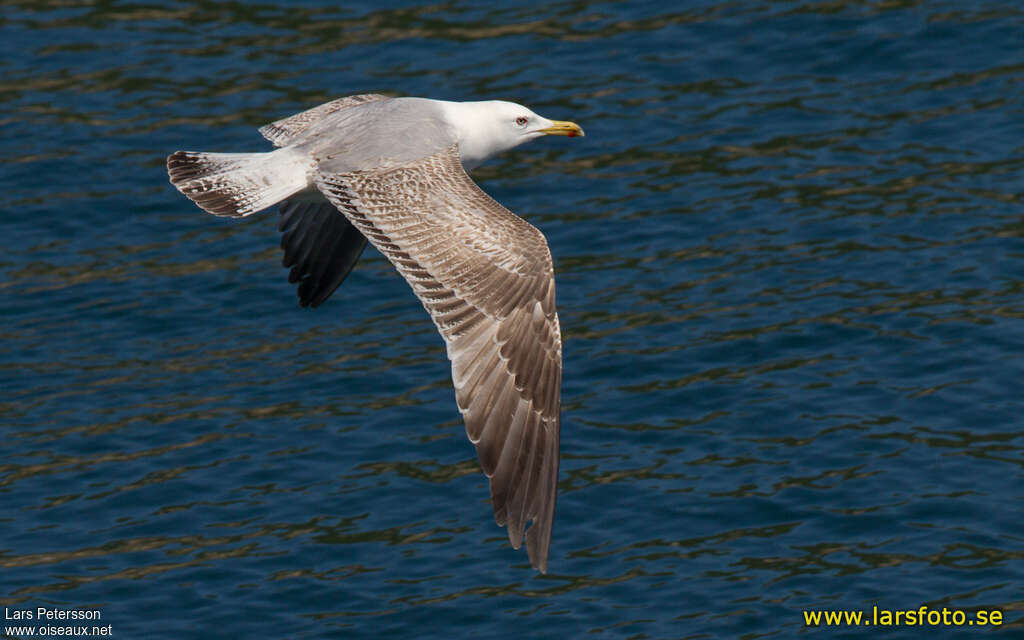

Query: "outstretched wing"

xmin=315 ymin=144 xmax=561 ymax=572
xmin=259 ymin=94 xmax=390 ymax=147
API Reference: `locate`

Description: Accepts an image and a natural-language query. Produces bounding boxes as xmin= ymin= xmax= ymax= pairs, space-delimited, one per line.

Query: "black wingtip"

xmin=278 ymin=199 xmax=368 ymax=309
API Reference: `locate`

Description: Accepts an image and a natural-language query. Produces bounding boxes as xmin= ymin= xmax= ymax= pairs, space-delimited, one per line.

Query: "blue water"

xmin=3 ymin=1 xmax=1022 ymax=638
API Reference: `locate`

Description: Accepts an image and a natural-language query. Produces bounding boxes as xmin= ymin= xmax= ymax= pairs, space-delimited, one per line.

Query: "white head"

xmin=442 ymin=100 xmax=584 ymax=170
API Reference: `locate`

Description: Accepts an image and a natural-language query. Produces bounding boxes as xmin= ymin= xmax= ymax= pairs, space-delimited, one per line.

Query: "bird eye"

xmin=515 ymin=116 xmax=529 ymax=127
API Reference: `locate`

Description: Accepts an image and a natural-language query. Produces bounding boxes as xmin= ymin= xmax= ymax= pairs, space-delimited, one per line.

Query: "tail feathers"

xmin=167 ymin=149 xmax=312 ymax=218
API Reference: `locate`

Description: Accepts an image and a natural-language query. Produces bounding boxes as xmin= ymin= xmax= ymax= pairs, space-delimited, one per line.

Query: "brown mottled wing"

xmin=315 ymin=144 xmax=561 ymax=572
xmin=259 ymin=94 xmax=390 ymax=147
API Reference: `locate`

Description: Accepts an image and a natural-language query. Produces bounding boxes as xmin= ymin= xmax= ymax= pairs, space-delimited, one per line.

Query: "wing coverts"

xmin=316 ymin=145 xmax=561 ymax=572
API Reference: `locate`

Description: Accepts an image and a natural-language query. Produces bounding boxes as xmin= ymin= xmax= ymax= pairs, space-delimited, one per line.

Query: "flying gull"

xmin=167 ymin=94 xmax=583 ymax=572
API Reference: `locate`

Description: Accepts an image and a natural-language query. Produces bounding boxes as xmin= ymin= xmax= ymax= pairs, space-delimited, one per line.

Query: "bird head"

xmin=447 ymin=100 xmax=584 ymax=169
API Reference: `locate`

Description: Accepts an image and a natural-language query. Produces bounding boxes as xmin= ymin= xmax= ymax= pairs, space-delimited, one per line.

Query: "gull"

xmin=166 ymin=94 xmax=583 ymax=572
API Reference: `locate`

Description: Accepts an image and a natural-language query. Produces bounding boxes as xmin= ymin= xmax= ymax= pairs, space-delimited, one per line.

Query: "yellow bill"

xmin=540 ymin=120 xmax=585 ymax=137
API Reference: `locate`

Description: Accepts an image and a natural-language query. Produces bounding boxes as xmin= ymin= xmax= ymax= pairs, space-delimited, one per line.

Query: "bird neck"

xmin=440 ymin=100 xmax=510 ymax=170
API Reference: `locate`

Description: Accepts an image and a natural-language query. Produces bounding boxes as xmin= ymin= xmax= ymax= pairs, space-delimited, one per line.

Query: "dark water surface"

xmin=3 ymin=1 xmax=1022 ymax=638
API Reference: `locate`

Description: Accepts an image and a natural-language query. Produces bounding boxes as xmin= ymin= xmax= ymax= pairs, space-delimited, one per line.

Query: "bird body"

xmin=167 ymin=94 xmax=583 ymax=572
